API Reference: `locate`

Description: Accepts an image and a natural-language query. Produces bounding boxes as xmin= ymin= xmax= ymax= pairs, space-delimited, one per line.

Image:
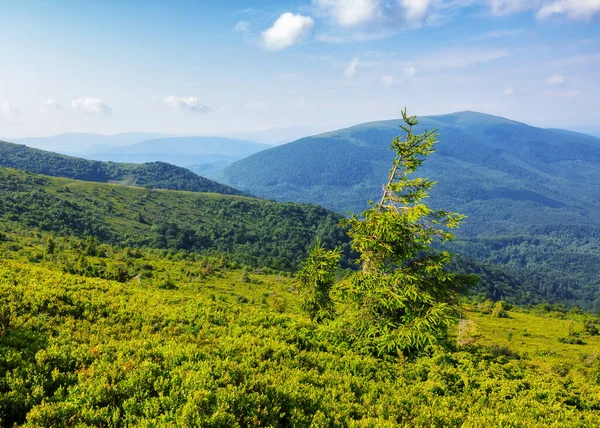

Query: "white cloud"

xmin=164 ymin=96 xmax=210 ymax=113
xmin=0 ymin=102 xmax=24 ymax=122
xmin=344 ymin=57 xmax=360 ymax=78
xmin=45 ymin=99 xmax=62 ymax=109
xmin=314 ymin=0 xmax=380 ymax=27
xmin=537 ymin=0 xmax=600 ymax=20
xmin=503 ymin=88 xmax=514 ymax=95
xmin=71 ymin=97 xmax=112 ymax=116
xmin=402 ymin=0 xmax=431 ymax=21
xmin=488 ymin=0 xmax=600 ymax=20
xmin=314 ymin=0 xmax=433 ymax=28
xmin=261 ymin=13 xmax=315 ymax=51
xmin=235 ymin=20 xmax=251 ymax=32
xmin=545 ymin=74 xmax=566 ymax=85
xmin=381 ymin=75 xmax=395 ymax=85
xmin=404 ymin=65 xmax=417 ymax=77
xmin=489 ymin=0 xmax=538 ymax=15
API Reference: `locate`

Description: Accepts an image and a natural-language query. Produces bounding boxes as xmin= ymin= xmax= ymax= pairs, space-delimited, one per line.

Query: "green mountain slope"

xmin=0 ymin=167 xmax=349 ymax=271
xmin=217 ymin=111 xmax=600 ymax=310
xmin=0 ymin=140 xmax=242 ymax=195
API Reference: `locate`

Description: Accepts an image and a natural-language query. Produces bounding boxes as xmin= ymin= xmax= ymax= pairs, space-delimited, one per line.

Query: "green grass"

xmin=467 ymin=307 xmax=600 ymax=373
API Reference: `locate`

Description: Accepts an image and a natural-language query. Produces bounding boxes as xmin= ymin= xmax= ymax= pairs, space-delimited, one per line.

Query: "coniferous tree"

xmin=298 ymin=241 xmax=341 ymax=322
xmin=46 ymin=237 xmax=56 ymax=255
xmin=336 ymin=109 xmax=472 ymax=355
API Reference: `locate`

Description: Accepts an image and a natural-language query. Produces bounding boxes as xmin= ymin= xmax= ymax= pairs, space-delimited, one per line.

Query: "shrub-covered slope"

xmin=0 ymin=244 xmax=599 ymax=427
xmin=0 ymin=139 xmax=242 ymax=195
xmin=0 ymin=167 xmax=350 ymax=270
xmin=218 ymin=111 xmax=600 ymax=310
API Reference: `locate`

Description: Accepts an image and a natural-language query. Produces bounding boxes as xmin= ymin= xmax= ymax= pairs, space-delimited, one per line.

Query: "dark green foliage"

xmin=297 ymin=241 xmax=341 ymax=322
xmin=219 ymin=112 xmax=600 ymax=310
xmin=584 ymin=322 xmax=599 ymax=336
xmin=335 ymin=110 xmax=472 ymax=356
xmin=45 ymin=237 xmax=55 ymax=255
xmin=558 ymin=336 xmax=586 ymax=345
xmin=0 ymin=167 xmax=351 ymax=271
xmin=0 ymin=139 xmax=242 ymax=195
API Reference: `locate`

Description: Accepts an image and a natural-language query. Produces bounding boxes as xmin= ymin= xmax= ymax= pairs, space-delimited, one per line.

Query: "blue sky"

xmin=0 ymin=0 xmax=599 ymax=138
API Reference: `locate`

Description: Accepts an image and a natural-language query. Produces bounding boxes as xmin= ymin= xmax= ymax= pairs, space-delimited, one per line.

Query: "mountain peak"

xmin=426 ymin=111 xmax=523 ymax=127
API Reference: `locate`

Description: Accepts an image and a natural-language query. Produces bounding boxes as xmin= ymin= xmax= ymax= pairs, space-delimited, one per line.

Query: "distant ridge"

xmin=0 ymin=139 xmax=243 ymax=195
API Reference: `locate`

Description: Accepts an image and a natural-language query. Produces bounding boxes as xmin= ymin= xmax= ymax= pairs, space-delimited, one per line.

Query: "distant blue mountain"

xmin=11 ymin=132 xmax=169 ymax=153
xmin=217 ymin=111 xmax=600 ymax=309
xmin=81 ymin=136 xmax=271 ymax=170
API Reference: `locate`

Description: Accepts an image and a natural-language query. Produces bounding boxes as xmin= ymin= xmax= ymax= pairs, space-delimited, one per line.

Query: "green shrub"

xmin=491 ymin=301 xmax=511 ymax=318
xmin=558 ymin=337 xmax=586 ymax=345
xmin=584 ymin=322 xmax=599 ymax=336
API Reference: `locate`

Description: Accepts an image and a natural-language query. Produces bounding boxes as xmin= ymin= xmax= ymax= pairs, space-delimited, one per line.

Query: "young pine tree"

xmin=298 ymin=241 xmax=341 ymax=322
xmin=336 ymin=109 xmax=472 ymax=356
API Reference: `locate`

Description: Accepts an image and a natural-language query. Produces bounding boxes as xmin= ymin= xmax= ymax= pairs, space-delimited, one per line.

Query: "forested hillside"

xmin=0 ymin=140 xmax=242 ymax=195
xmin=217 ymin=112 xmax=600 ymax=310
xmin=0 ymin=167 xmax=350 ymax=271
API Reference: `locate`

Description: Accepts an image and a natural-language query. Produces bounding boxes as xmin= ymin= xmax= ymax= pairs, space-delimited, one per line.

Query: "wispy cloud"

xmin=235 ymin=20 xmax=251 ymax=33
xmin=548 ymin=53 xmax=600 ymax=67
xmin=471 ymin=28 xmax=526 ymax=40
xmin=164 ymin=96 xmax=210 ymax=113
xmin=488 ymin=0 xmax=600 ymax=20
xmin=410 ymin=47 xmax=510 ymax=72
xmin=45 ymin=99 xmax=63 ymax=110
xmin=0 ymin=102 xmax=24 ymax=122
xmin=381 ymin=75 xmax=395 ymax=85
xmin=344 ymin=57 xmax=360 ymax=78
xmin=537 ymin=0 xmax=600 ymax=20
xmin=545 ymin=74 xmax=566 ymax=85
xmin=261 ymin=13 xmax=315 ymax=51
xmin=71 ymin=97 xmax=112 ymax=116
xmin=313 ymin=0 xmax=432 ymax=28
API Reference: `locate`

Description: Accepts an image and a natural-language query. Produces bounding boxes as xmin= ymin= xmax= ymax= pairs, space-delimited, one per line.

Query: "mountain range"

xmin=216 ymin=111 xmax=600 ymax=310
xmin=9 ymin=133 xmax=273 ymax=176
xmin=80 ymin=136 xmax=272 ymax=176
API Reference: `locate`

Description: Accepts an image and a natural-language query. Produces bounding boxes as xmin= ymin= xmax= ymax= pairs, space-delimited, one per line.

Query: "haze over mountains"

xmin=78 ymin=136 xmax=272 ymax=176
xmin=0 ymin=139 xmax=242 ymax=195
xmin=12 ymin=132 xmax=170 ymax=153
xmin=9 ymin=133 xmax=276 ymax=177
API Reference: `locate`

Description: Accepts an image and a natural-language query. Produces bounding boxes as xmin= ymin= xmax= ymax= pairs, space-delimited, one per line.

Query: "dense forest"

xmin=0 ymin=140 xmax=242 ymax=195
